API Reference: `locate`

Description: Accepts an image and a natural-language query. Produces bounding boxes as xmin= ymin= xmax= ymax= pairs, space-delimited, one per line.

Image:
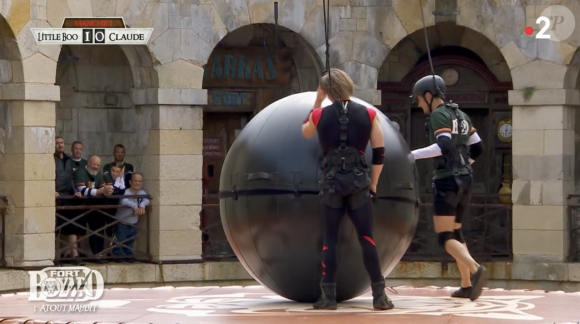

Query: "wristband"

xmin=370 ymin=189 xmax=377 ymax=202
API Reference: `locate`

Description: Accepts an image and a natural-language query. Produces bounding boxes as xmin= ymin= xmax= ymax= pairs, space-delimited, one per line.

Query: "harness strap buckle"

xmin=230 ymin=186 xmax=238 ymax=200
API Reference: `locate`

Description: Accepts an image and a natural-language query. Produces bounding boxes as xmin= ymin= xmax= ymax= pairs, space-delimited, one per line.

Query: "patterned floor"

xmin=1 ymin=285 xmax=580 ymax=323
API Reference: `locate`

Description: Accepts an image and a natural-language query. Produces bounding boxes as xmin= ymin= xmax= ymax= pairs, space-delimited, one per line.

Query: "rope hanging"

xmin=419 ymin=0 xmax=442 ymax=99
xmin=322 ymin=0 xmax=331 ymax=87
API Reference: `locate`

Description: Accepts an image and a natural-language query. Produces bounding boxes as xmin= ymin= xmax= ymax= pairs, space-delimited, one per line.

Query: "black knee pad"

xmin=437 ymin=231 xmax=454 ymax=248
xmin=453 ymin=229 xmax=465 ymax=243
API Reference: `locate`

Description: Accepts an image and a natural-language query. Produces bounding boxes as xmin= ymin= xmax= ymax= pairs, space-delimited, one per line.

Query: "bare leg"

xmin=454 ymin=223 xmax=472 ymax=288
xmin=433 ymin=216 xmax=479 ymax=273
xmin=67 ymin=235 xmax=79 ymax=257
xmin=435 ymin=215 xmax=486 ymax=301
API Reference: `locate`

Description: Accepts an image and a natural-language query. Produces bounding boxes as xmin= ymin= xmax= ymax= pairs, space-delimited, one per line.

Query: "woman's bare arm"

xmin=369 ymin=117 xmax=385 ymax=192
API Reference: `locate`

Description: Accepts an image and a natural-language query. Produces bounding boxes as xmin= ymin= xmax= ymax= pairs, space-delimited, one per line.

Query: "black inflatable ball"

xmin=219 ymin=92 xmax=420 ymax=303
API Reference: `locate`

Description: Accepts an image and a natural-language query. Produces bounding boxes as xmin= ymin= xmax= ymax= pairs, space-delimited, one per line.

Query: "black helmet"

xmin=411 ymin=75 xmax=446 ymax=99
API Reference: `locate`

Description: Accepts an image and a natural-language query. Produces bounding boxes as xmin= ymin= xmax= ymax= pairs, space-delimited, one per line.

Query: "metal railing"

xmin=402 ymin=193 xmax=513 ymax=262
xmin=567 ymin=195 xmax=580 ymax=262
xmin=201 ymin=194 xmax=512 ymax=262
xmin=201 ymin=203 xmax=237 ymax=261
xmin=55 ymin=195 xmax=152 ymax=265
xmin=0 ymin=196 xmax=7 ymax=267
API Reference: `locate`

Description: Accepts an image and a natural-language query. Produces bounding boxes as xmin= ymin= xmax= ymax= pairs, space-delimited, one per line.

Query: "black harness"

xmin=319 ymin=101 xmax=371 ymax=210
xmin=427 ymin=103 xmax=472 ymax=197
xmin=448 ymin=103 xmax=472 ymax=196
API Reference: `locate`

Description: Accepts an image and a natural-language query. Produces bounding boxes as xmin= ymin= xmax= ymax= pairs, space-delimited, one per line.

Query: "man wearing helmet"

xmin=410 ymin=74 xmax=486 ymax=301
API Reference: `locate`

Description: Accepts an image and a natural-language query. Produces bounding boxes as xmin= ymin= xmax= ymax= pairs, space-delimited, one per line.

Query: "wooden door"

xmin=201 ymin=112 xmax=251 ymax=259
xmin=202 ymin=113 xmax=251 ymax=194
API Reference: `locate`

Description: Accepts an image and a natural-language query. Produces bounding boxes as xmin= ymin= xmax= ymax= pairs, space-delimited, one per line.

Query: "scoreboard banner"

xmin=31 ymin=17 xmax=153 ymax=46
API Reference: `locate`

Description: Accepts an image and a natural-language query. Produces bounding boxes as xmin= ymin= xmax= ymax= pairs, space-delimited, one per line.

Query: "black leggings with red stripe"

xmin=321 ymin=199 xmax=383 ymax=283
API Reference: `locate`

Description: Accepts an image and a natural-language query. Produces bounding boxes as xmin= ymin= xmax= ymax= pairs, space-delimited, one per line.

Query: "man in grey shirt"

xmin=112 ymin=172 xmax=150 ymax=262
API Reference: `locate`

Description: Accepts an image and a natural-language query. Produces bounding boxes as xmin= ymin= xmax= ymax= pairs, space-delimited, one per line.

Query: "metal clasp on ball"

xmin=231 ymin=186 xmax=238 ymax=200
xmin=293 ymin=186 xmax=301 ymax=198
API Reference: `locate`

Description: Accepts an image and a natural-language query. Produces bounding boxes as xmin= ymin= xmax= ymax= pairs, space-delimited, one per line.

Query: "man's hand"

xmin=369 ymin=184 xmax=377 ymax=199
xmin=137 ymin=207 xmax=146 ymax=216
xmin=55 ymin=192 xmax=60 ymax=197
xmin=74 ymin=192 xmax=82 ymax=198
xmin=103 ymin=186 xmax=114 ymax=196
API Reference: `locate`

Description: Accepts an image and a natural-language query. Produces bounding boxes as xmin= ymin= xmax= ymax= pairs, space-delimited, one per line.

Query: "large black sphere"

xmin=219 ymin=92 xmax=420 ymax=303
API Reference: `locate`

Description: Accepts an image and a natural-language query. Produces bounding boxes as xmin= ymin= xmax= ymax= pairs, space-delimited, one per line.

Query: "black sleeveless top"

xmin=310 ymin=101 xmax=377 ymax=155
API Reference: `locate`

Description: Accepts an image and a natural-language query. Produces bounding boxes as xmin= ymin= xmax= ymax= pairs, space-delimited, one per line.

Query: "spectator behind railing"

xmin=103 ymin=144 xmax=134 ymax=178
xmin=70 ymin=141 xmax=87 ymax=172
xmin=74 ymin=155 xmax=114 ymax=263
xmin=100 ymin=162 xmax=127 ymax=249
xmin=54 ymin=136 xmax=84 ymax=265
xmin=113 ymin=172 xmax=149 ymax=263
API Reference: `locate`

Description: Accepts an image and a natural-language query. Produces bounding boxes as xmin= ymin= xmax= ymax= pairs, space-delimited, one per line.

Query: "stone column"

xmin=132 ymin=88 xmax=206 ymax=261
xmin=509 ymin=88 xmax=579 ymax=262
xmin=0 ymin=83 xmax=60 ymax=267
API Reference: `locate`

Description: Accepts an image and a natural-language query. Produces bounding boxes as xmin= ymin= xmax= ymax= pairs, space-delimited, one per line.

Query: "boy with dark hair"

xmin=104 ymin=162 xmax=128 ymax=195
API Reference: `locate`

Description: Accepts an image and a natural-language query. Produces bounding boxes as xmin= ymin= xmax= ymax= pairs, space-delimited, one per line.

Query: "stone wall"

xmin=56 ymin=45 xmax=140 ymax=168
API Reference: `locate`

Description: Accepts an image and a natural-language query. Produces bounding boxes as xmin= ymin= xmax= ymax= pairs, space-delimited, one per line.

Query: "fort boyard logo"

xmin=534 ymin=5 xmax=576 ymax=41
xmin=28 ymin=266 xmax=104 ymax=313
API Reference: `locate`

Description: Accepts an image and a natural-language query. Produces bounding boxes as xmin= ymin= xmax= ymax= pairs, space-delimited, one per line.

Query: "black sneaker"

xmin=313 ymin=283 xmax=337 ymax=310
xmin=469 ymin=266 xmax=487 ymax=301
xmin=451 ymin=287 xmax=472 ymax=298
xmin=371 ymin=281 xmax=394 ymax=310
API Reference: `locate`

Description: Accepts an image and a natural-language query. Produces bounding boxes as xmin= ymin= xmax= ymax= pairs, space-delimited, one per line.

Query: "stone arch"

xmin=118 ymin=45 xmax=158 ymax=89
xmin=0 ymin=15 xmax=23 ymax=84
xmin=0 ymin=14 xmax=24 ymax=156
xmin=377 ymin=21 xmax=514 ymax=206
xmin=379 ymin=22 xmax=512 ymax=84
xmin=203 ymin=23 xmax=323 ymax=96
xmin=55 ymin=44 xmax=148 ymax=167
xmin=200 ymin=22 xmax=323 ymax=259
xmin=563 ymin=47 xmax=580 ymax=90
xmin=377 ymin=24 xmax=515 ymax=263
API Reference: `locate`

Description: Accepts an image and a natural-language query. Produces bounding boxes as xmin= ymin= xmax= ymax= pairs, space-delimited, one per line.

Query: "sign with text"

xmin=31 ymin=17 xmax=152 ymax=46
xmin=28 ymin=266 xmax=104 ymax=313
xmin=209 ymin=91 xmax=254 ymax=106
xmin=204 ymin=48 xmax=292 ymax=87
xmin=203 ymin=137 xmax=224 ymax=159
